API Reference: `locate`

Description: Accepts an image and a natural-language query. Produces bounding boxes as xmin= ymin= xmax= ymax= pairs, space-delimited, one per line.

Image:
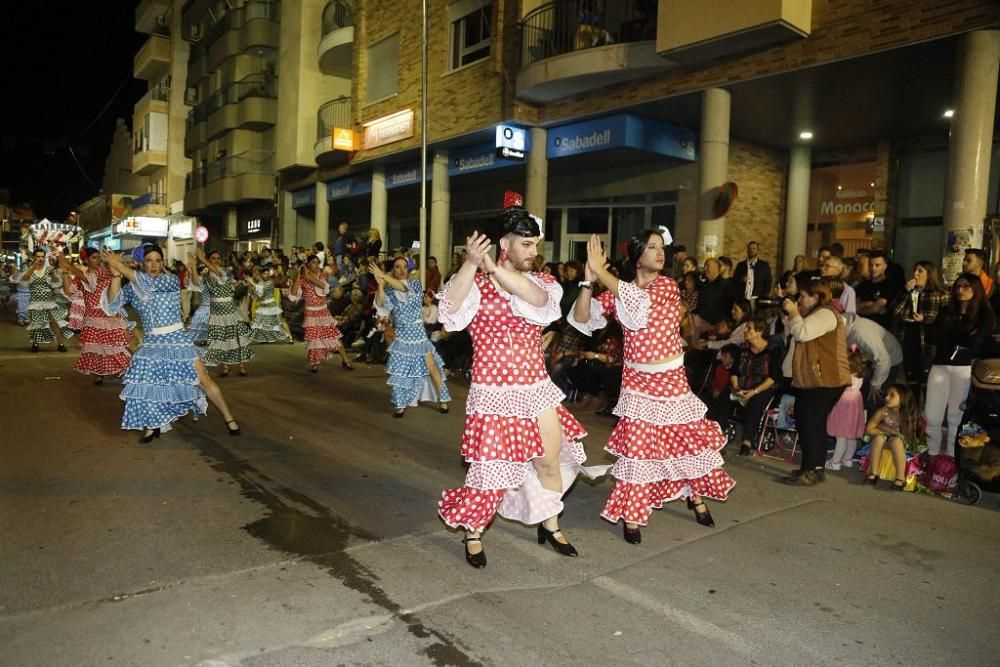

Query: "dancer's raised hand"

xmin=464 ymin=232 xmax=492 ymax=268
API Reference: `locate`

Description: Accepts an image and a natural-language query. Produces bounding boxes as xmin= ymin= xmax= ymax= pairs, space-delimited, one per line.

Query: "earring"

xmin=499 ymin=250 xmax=510 ymax=263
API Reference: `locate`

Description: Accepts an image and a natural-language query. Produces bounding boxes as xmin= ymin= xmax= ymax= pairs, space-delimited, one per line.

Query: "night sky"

xmin=0 ymin=1 xmax=146 ymax=221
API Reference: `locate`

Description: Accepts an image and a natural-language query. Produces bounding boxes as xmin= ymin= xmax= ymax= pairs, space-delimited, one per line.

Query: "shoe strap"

xmin=463 ymin=537 xmax=481 ymax=543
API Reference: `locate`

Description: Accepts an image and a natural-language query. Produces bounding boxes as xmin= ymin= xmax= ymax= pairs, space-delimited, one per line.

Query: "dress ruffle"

xmin=118 ymin=330 xmax=208 ymax=431
xmin=465 ymin=378 xmax=566 ymax=418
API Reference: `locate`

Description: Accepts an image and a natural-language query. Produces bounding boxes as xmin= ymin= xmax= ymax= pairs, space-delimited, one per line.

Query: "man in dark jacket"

xmin=733 ymin=241 xmax=772 ymax=301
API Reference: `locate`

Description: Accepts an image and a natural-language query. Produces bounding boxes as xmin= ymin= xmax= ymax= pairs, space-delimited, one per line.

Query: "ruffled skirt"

xmin=68 ymin=295 xmax=85 ymax=331
xmin=26 ymin=301 xmax=74 ymax=344
xmin=204 ymin=307 xmax=254 ymax=365
xmin=386 ymin=335 xmax=451 ymax=408
xmin=303 ymin=307 xmax=342 ymax=365
xmin=188 ymin=303 xmax=210 ymax=341
xmin=249 ymin=303 xmax=290 ymax=343
xmin=118 ymin=329 xmax=207 ymax=431
xmin=602 ymin=365 xmax=733 ymax=526
xmin=438 ymin=377 xmax=608 ymax=532
xmin=74 ymin=310 xmax=132 ymax=376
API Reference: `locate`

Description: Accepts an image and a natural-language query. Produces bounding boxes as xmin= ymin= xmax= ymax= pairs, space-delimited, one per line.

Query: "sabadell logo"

xmin=553 ymin=129 xmax=612 ymax=150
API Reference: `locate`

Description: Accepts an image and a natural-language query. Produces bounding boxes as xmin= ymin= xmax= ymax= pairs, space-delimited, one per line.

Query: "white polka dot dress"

xmin=436 ymin=272 xmax=608 ymax=532
xmin=287 ymin=279 xmax=343 ymax=365
xmin=25 ymin=268 xmax=74 ymax=345
xmin=102 ymin=271 xmax=207 ymax=432
xmin=569 ymin=276 xmax=734 ymax=526
xmin=73 ymin=267 xmax=131 ymax=377
xmin=202 ymin=272 xmax=254 ymax=366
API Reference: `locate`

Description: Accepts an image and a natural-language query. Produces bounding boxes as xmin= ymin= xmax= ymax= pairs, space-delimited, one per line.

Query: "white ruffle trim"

xmin=437 ymin=278 xmax=480 ymax=332
xmin=568 ymin=297 xmax=607 ymax=336
xmin=207 ymin=337 xmax=251 ymax=351
xmin=609 ymin=449 xmax=725 ymax=485
xmin=208 ymin=312 xmax=249 ymax=326
xmin=503 ymin=273 xmax=562 ymax=327
xmin=613 ymin=388 xmax=708 ymax=425
xmin=616 ymin=281 xmax=651 ymax=331
xmin=28 ymin=301 xmax=58 ymax=310
xmin=466 ymin=378 xmax=565 ymax=417
xmin=80 ymin=342 xmax=131 ymax=355
xmin=81 ymin=315 xmax=128 ymax=330
xmin=254 ymin=305 xmax=281 ymax=316
xmin=307 ymin=338 xmax=340 ymax=350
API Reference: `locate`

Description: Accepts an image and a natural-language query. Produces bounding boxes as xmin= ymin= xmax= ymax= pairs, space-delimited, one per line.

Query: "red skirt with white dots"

xmin=601 ymin=364 xmax=733 ymax=526
xmin=438 ymin=378 xmax=608 ymax=532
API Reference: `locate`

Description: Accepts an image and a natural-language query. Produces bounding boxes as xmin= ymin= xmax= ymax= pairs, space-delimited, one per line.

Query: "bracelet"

xmin=579 ymin=280 xmax=593 ymax=289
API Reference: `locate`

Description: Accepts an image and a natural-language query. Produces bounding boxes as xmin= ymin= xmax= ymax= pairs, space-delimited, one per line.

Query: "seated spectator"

xmin=423 ymin=289 xmax=442 ymax=342
xmin=891 ymin=260 xmax=948 ymax=388
xmin=550 ymin=322 xmax=587 ymax=400
xmin=567 ymin=320 xmax=624 ymax=413
xmin=706 ymin=298 xmax=750 ymax=351
xmin=704 ymin=343 xmax=740 ymax=424
xmin=732 ymin=318 xmax=783 ymax=456
xmin=328 ymin=286 xmax=351 ymax=316
xmin=336 ymin=289 xmax=365 ymax=345
xmin=864 ymin=384 xmax=923 ymax=490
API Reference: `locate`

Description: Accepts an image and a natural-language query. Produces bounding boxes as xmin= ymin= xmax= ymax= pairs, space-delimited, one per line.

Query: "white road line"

xmin=591 ymin=575 xmax=756 ymax=657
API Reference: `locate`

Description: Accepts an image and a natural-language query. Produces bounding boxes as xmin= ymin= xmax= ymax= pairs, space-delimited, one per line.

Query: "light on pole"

xmin=418 ymin=0 xmax=428 ymax=287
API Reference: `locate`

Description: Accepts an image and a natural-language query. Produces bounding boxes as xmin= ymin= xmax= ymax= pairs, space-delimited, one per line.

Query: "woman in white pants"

xmin=924 ymin=274 xmax=995 ymax=455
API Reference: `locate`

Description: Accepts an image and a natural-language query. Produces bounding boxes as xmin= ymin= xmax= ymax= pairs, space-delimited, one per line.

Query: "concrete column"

xmin=314 ymin=181 xmax=330 ymax=250
xmin=430 ymin=151 xmax=450 ymax=266
xmin=941 ymin=29 xmax=1000 ymax=281
xmin=696 ymin=87 xmax=731 ymax=260
xmin=525 ymin=127 xmax=548 ymax=220
xmin=370 ymin=166 xmax=388 ymax=253
xmin=279 ymin=190 xmax=297 ymax=250
xmin=783 ymin=146 xmax=811 ymax=270
xmin=224 ymin=207 xmax=238 ymax=242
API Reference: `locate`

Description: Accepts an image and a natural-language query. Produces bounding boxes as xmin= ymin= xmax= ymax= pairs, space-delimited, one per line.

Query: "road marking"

xmin=591 ymin=576 xmax=756 ymax=656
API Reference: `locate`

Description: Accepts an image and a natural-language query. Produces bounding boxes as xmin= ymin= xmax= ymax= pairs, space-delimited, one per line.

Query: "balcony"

xmin=132 ymin=193 xmax=170 ymax=218
xmin=184 ymin=150 xmax=275 ymax=213
xmin=206 ymin=0 xmax=279 ymax=73
xmin=134 ymin=83 xmax=170 ymax=119
xmin=134 ymin=33 xmax=171 ymax=81
xmin=132 ymin=133 xmax=168 ymax=176
xmin=135 ymin=0 xmax=170 ymax=34
xmin=516 ymin=0 xmax=673 ymax=103
xmin=314 ymin=97 xmax=353 ymax=165
xmin=318 ymin=0 xmax=354 ymax=77
xmin=185 ymin=73 xmax=277 ymax=154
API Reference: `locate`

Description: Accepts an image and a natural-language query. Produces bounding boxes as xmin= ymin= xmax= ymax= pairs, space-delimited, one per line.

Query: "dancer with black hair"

xmin=101 ymin=245 xmax=241 ymax=443
xmin=437 ymin=207 xmax=607 ymax=568
xmin=371 ymin=255 xmax=451 ymax=417
xmin=21 ymin=247 xmax=73 ymax=353
xmin=58 ymin=247 xmax=131 ymax=384
xmin=571 ymin=230 xmax=733 ymax=544
xmin=288 ymin=255 xmax=354 ymax=372
xmin=245 ymin=265 xmax=292 ymax=344
xmin=196 ymin=248 xmax=254 ymax=376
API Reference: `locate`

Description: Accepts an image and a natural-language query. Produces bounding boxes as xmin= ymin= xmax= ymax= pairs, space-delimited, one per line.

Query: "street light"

xmin=418 ymin=0 xmax=428 ymax=287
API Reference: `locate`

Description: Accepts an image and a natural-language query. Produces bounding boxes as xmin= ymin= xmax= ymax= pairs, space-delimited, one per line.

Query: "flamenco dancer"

xmin=370 ymin=256 xmax=450 ymax=417
xmin=185 ymin=255 xmax=210 ymax=344
xmin=101 ymin=245 xmax=241 ymax=443
xmin=288 ymin=255 xmax=354 ymax=372
xmin=21 ymin=248 xmax=73 ymax=353
xmin=196 ymin=248 xmax=254 ymax=376
xmin=437 ymin=208 xmax=606 ymax=569
xmin=57 ymin=248 xmax=132 ymax=385
xmin=571 ymin=231 xmax=734 ymax=544
xmin=245 ymin=266 xmax=292 ymax=344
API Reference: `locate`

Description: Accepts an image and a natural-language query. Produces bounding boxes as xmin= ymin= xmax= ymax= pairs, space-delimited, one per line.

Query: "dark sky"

xmin=0 ymin=1 xmax=146 ymax=221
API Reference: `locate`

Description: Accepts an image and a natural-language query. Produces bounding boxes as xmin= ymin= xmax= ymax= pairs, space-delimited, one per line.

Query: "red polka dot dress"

xmin=570 ymin=276 xmax=734 ymax=526
xmin=437 ymin=272 xmax=608 ymax=532
xmin=288 ymin=278 xmax=343 ymax=366
xmin=73 ymin=267 xmax=132 ymax=377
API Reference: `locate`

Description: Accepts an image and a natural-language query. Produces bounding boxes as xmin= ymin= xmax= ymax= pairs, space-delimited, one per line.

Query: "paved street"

xmin=1 ymin=314 xmax=998 ymax=667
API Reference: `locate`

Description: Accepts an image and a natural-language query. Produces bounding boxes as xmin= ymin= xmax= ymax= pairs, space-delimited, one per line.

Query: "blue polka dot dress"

xmin=380 ymin=279 xmax=451 ymax=409
xmin=102 ymin=271 xmax=207 ymax=432
xmin=187 ymin=282 xmax=210 ymax=342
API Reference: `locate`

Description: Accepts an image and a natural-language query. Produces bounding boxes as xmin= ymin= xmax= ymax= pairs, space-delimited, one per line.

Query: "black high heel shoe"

xmin=891 ymin=478 xmax=906 ymax=491
xmin=94 ymin=376 xmax=103 ymax=386
xmin=623 ymin=524 xmax=642 ymax=544
xmin=439 ymin=403 xmax=449 ymax=414
xmin=688 ymin=498 xmax=715 ymax=527
xmin=140 ymin=428 xmax=161 ymax=444
xmin=864 ymin=474 xmax=879 ymax=486
xmin=537 ymin=525 xmax=579 ymax=557
xmin=226 ymin=420 xmax=241 ymax=436
xmin=57 ymin=344 xmax=67 ymax=353
xmin=30 ymin=343 xmax=39 ymax=353
xmin=342 ymin=360 xmax=354 ymax=371
xmin=463 ymin=537 xmax=487 ymax=568
xmin=393 ymin=408 xmax=405 ymax=419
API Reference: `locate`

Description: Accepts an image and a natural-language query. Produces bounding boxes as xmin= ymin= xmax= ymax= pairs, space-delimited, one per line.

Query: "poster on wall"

xmin=946 ymin=228 xmax=974 ymax=253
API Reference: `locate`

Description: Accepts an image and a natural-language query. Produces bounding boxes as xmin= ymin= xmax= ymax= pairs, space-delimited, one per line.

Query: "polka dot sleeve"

xmin=100 ymin=281 xmax=134 ymax=317
xmin=567 ymin=296 xmax=607 ymax=336
xmin=616 ymin=280 xmax=651 ymax=331
xmin=286 ymin=281 xmax=302 ymax=304
xmin=507 ymin=272 xmax=562 ymax=327
xmin=437 ymin=275 xmax=482 ymax=332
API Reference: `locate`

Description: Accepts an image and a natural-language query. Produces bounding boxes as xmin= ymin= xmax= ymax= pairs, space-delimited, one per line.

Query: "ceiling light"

xmin=799 ymin=131 xmax=813 ymax=140
xmin=837 ymin=185 xmax=842 ymax=190
xmin=943 ymin=109 xmax=955 ymax=118
xmin=870 ymin=182 xmax=875 ymax=187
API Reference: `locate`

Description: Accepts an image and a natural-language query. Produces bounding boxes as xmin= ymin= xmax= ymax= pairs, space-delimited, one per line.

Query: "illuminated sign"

xmin=113 ymin=216 xmax=168 ymax=237
xmin=362 ymin=109 xmax=415 ymax=150
xmin=496 ymin=125 xmax=527 ymax=161
xmin=332 ymin=127 xmax=360 ymax=151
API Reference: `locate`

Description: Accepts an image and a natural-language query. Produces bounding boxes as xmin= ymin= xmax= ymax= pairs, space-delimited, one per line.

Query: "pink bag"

xmin=924 ymin=454 xmax=958 ymax=495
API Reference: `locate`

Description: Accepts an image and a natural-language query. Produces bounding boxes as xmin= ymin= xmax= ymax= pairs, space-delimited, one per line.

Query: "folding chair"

xmin=755 ymin=393 xmax=799 ymax=463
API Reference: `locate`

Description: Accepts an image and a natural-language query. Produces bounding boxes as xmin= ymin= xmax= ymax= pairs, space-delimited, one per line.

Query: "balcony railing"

xmin=321 ymin=0 xmax=354 ymax=36
xmin=190 ymin=0 xmax=279 ymax=62
xmin=521 ymin=0 xmax=658 ymax=68
xmin=186 ymin=72 xmax=276 ymax=127
xmin=316 ymin=97 xmax=351 ymax=141
xmin=186 ymin=150 xmax=274 ymax=190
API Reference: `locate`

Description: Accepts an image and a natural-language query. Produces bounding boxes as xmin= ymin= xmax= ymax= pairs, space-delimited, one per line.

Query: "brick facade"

xmin=724 ymin=140 xmax=787 ymax=270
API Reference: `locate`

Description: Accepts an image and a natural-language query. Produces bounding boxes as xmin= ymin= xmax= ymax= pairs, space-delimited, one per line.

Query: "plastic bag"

xmin=924 ymin=454 xmax=958 ymax=495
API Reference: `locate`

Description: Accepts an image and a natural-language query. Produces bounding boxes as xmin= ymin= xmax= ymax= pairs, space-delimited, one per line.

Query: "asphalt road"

xmin=1 ymin=313 xmax=998 ymax=666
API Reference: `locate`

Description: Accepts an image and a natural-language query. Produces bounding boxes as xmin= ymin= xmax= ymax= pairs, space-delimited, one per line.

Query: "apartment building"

xmin=274 ymin=0 xmax=998 ymax=279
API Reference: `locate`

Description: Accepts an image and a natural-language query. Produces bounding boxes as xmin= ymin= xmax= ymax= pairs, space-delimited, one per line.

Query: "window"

xmin=366 ymin=34 xmax=400 ymax=103
xmin=449 ymin=0 xmax=492 ymax=70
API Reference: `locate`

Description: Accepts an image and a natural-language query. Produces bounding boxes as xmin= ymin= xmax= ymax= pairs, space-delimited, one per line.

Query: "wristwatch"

xmin=578 ymin=280 xmax=593 ymax=289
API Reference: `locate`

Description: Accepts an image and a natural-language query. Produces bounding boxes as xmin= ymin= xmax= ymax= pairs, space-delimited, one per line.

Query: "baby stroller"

xmin=952 ymin=359 xmax=1000 ymax=505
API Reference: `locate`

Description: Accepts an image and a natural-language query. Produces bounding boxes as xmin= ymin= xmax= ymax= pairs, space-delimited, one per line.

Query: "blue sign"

xmin=547 ymin=114 xmax=697 ymax=161
xmin=326 ymin=174 xmax=372 ymax=201
xmin=291 ymin=187 xmax=315 ymax=208
xmin=449 ymin=143 xmax=523 ymax=177
xmin=386 ymin=162 xmax=433 ymax=190
xmin=496 ymin=125 xmax=528 ymax=152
